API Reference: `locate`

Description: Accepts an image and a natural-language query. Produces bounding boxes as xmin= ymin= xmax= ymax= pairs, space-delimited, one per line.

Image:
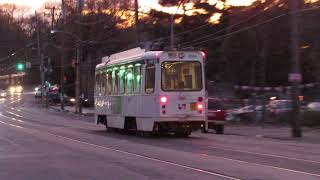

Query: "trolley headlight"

xmin=9 ymin=87 xmax=15 ymax=94
xmin=16 ymin=86 xmax=23 ymax=93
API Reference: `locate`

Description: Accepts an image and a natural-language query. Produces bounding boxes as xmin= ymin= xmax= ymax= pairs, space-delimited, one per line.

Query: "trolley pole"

xmin=289 ymin=0 xmax=302 ymax=137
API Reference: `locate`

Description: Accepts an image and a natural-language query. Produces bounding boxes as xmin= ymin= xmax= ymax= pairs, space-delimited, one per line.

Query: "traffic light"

xmin=16 ymin=62 xmax=25 ymax=71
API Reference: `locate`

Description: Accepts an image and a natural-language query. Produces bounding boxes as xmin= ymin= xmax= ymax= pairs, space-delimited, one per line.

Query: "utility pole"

xmin=60 ymin=0 xmax=66 ymax=110
xmin=289 ymin=0 xmax=302 ymax=137
xmin=36 ymin=11 xmax=45 ymax=107
xmin=75 ymin=0 xmax=83 ymax=114
xmin=45 ymin=6 xmax=56 ymax=29
xmin=134 ymin=0 xmax=140 ymax=44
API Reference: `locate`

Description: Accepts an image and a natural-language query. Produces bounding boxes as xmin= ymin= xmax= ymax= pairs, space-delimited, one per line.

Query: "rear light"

xmin=162 ymin=110 xmax=166 ymax=114
xmin=200 ymin=51 xmax=206 ymax=57
xmin=198 ymin=97 xmax=203 ymax=102
xmin=160 ymin=96 xmax=167 ymax=103
xmin=197 ymin=103 xmax=203 ymax=113
xmin=197 ymin=104 xmax=203 ymax=110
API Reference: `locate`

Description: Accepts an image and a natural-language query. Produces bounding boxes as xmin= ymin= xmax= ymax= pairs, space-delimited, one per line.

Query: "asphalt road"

xmin=0 ymin=93 xmax=320 ymax=180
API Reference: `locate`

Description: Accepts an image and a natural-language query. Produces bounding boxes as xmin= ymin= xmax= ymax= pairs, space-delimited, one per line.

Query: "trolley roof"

xmin=96 ymin=48 xmax=162 ymax=69
xmin=96 ymin=47 xmax=205 ymax=70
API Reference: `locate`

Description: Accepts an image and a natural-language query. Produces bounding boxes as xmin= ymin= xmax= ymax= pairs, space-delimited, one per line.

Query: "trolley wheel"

xmin=174 ymin=131 xmax=191 ymax=137
xmin=202 ymin=127 xmax=208 ymax=133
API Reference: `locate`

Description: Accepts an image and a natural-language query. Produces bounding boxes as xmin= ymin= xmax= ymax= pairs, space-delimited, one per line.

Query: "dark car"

xmin=47 ymin=86 xmax=74 ymax=106
xmin=205 ymin=98 xmax=227 ymax=134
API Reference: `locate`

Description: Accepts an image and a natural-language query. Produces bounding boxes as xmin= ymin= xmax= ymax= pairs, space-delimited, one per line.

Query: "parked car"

xmin=307 ymin=102 xmax=320 ymax=112
xmin=269 ymin=100 xmax=292 ymax=115
xmin=205 ymin=98 xmax=227 ymax=134
xmin=46 ymin=86 xmax=75 ymax=106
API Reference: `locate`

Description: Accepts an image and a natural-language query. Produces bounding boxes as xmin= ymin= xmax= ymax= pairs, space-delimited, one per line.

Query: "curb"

xmin=49 ymin=106 xmax=94 ymax=117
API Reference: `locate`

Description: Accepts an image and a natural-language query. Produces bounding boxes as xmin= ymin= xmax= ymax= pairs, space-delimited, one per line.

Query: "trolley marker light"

xmin=197 ymin=103 xmax=204 ymax=113
xmin=160 ymin=96 xmax=168 ymax=103
xmin=200 ymin=51 xmax=206 ymax=58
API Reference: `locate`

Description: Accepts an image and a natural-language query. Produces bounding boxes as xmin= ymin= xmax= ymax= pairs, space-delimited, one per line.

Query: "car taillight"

xmin=198 ymin=97 xmax=203 ymax=102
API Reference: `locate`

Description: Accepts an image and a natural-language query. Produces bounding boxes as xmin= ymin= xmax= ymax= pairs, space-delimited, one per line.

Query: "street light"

xmin=51 ymin=29 xmax=82 ymax=114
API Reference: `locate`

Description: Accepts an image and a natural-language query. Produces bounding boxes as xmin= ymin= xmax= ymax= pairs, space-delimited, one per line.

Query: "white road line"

xmin=206 ymin=153 xmax=320 ymax=178
xmin=1 ymin=113 xmax=320 ymax=178
xmin=0 ymin=119 xmax=240 ymax=180
xmin=6 ymin=111 xmax=23 ymax=118
xmin=0 ymin=120 xmax=23 ymax=129
xmin=206 ymin=145 xmax=320 ymax=164
xmin=0 ymin=113 xmax=25 ymax=123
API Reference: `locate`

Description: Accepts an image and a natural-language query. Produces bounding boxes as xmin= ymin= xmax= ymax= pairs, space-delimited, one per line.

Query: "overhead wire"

xmin=180 ymin=5 xmax=320 ymax=48
xmin=178 ymin=1 xmax=283 ymax=47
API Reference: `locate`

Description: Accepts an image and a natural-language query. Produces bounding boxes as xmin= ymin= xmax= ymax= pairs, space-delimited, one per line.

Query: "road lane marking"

xmin=0 ymin=113 xmax=25 ymax=123
xmin=205 ymin=145 xmax=320 ymax=164
xmin=6 ymin=111 xmax=23 ymax=118
xmin=0 ymin=118 xmax=240 ymax=180
xmin=1 ymin=110 xmax=320 ymax=179
xmin=0 ymin=120 xmax=23 ymax=129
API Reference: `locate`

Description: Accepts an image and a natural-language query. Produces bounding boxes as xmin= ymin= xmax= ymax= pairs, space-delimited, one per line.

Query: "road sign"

xmin=289 ymin=73 xmax=302 ymax=82
xmin=26 ymin=62 xmax=31 ymax=69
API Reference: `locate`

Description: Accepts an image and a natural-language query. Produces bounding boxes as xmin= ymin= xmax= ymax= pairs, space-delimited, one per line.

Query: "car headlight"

xmin=15 ymin=86 xmax=23 ymax=93
xmin=35 ymin=87 xmax=39 ymax=91
xmin=70 ymin=98 xmax=76 ymax=102
xmin=9 ymin=87 xmax=15 ymax=93
xmin=0 ymin=92 xmax=6 ymax=97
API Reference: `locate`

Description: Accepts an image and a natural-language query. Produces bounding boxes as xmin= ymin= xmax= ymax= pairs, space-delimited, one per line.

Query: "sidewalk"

xmin=50 ymin=105 xmax=94 ymax=116
xmin=224 ymin=123 xmax=320 ymax=144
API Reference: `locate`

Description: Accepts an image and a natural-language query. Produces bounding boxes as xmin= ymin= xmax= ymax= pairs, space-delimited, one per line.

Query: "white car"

xmin=307 ymin=102 xmax=320 ymax=112
xmin=0 ymin=89 xmax=7 ymax=98
xmin=34 ymin=86 xmax=43 ymax=98
xmin=269 ymin=100 xmax=292 ymax=115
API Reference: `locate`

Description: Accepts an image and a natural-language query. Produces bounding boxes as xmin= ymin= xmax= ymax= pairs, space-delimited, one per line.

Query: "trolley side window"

xmin=126 ymin=65 xmax=134 ymax=94
xmin=95 ymin=73 xmax=101 ymax=95
xmin=133 ymin=64 xmax=141 ymax=94
xmin=145 ymin=64 xmax=155 ymax=94
xmin=119 ymin=66 xmax=126 ymax=94
xmin=113 ymin=68 xmax=119 ymax=95
xmin=101 ymin=72 xmax=106 ymax=95
xmin=106 ymin=71 xmax=112 ymax=95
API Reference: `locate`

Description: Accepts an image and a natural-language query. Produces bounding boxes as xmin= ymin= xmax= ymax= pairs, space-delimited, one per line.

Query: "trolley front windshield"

xmin=161 ymin=61 xmax=202 ymax=91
